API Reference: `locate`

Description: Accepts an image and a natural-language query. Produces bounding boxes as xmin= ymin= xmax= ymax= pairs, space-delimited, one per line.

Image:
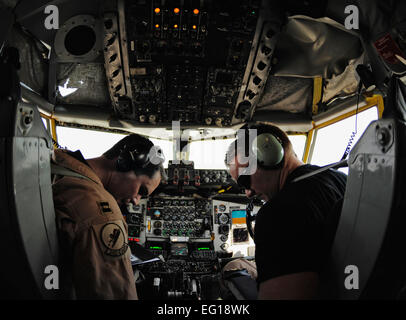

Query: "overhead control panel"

xmin=164 ymin=160 xmax=232 ymax=189
xmin=102 ymin=0 xmax=277 ymax=127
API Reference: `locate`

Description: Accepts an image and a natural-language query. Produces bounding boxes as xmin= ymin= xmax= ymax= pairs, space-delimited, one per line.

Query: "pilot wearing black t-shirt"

xmin=224 ymin=124 xmax=346 ymax=299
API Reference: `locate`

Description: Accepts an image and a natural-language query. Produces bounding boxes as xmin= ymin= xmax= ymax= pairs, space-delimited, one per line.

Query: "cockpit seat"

xmin=221 ymin=258 xmax=258 ymax=300
xmin=223 ymin=269 xmax=258 ymax=300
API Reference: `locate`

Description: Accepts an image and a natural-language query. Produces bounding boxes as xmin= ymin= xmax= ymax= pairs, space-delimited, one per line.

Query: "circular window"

xmin=64 ymin=25 xmax=96 ymax=56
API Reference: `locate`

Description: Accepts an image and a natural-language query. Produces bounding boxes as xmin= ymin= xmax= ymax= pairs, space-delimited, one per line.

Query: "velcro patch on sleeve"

xmin=94 ymin=220 xmax=129 ymax=258
xmin=97 ymin=201 xmax=113 ymax=215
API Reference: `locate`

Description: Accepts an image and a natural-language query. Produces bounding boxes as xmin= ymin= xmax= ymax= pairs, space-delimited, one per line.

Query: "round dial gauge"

xmin=219 ymin=213 xmax=229 ymax=224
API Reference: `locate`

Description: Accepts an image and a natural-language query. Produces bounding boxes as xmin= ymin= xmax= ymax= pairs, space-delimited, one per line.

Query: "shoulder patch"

xmin=99 ymin=221 xmax=128 ymax=257
xmin=98 ymin=201 xmax=113 ymax=215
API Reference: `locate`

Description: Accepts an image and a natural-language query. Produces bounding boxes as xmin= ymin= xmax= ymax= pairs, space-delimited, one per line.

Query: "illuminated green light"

xmin=198 ymin=247 xmax=210 ymax=250
xmin=150 ymin=246 xmax=162 ymax=250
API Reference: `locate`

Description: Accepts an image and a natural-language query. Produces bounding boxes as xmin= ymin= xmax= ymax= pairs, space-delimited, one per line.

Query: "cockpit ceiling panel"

xmin=12 ymin=0 xmax=406 ymax=131
xmin=256 ymin=76 xmax=313 ymax=114
xmin=56 ymin=63 xmax=110 ymax=107
xmin=271 ymin=16 xmax=363 ymax=79
xmin=7 ymin=25 xmax=48 ymax=95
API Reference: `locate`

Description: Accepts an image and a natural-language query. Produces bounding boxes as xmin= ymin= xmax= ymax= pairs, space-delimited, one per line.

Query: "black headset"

xmin=239 ymin=125 xmax=285 ymax=240
xmin=116 ymin=141 xmax=165 ymax=172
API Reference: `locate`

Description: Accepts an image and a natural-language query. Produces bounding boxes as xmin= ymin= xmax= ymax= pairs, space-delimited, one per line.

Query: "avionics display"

xmin=171 ymin=242 xmax=189 ymax=256
xmin=231 ymin=210 xmax=246 ymax=224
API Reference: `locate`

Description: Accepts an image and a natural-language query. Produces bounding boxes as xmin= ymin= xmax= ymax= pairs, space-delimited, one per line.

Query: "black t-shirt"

xmin=254 ymin=164 xmax=347 ymax=285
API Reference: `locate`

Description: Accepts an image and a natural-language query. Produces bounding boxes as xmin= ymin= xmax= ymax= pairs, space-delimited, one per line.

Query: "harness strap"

xmin=51 ymin=162 xmax=96 ymax=184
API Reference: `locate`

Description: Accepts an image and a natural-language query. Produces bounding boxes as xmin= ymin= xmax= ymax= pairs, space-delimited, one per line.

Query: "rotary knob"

xmin=149 ymin=114 xmax=157 ymax=124
xmin=215 ymin=118 xmax=223 ymax=127
xmin=205 ymin=117 xmax=212 ymax=125
xmin=128 ymin=215 xmax=139 ymax=224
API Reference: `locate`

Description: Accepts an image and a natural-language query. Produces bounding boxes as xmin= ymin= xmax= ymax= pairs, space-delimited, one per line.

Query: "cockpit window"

xmin=55 ymin=126 xmax=124 ymax=158
xmin=310 ymin=106 xmax=379 ymax=173
xmin=41 ymin=117 xmax=49 ymax=130
xmin=289 ymin=135 xmax=307 ymax=161
xmin=188 ymin=134 xmax=307 ymax=169
xmin=188 ymin=138 xmax=232 ymax=169
xmin=55 ymin=126 xmax=173 ymax=167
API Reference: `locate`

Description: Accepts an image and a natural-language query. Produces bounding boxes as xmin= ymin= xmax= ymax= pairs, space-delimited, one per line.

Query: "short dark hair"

xmin=103 ymin=134 xmax=167 ymax=180
xmin=225 ymin=123 xmax=293 ymax=168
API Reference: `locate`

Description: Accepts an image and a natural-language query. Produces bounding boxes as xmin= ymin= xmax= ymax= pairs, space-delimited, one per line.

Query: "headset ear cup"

xmin=116 ymin=144 xmax=152 ymax=172
xmin=117 ymin=153 xmax=131 ymax=172
xmin=253 ymin=133 xmax=284 ymax=169
xmin=130 ymin=148 xmax=149 ymax=168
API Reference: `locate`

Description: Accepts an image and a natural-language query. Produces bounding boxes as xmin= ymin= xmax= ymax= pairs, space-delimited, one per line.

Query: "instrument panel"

xmin=125 ymin=195 xmax=259 ymax=299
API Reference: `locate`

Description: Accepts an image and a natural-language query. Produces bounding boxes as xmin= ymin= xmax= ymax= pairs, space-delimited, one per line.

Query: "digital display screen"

xmin=171 ymin=243 xmax=188 ymax=256
xmin=153 ymin=210 xmax=161 ymax=218
xmin=231 ymin=210 xmax=246 ymax=224
xmin=233 ymin=227 xmax=249 ymax=243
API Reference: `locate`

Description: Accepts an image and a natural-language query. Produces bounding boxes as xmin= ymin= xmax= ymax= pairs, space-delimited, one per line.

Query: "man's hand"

xmin=258 ymin=272 xmax=319 ymax=300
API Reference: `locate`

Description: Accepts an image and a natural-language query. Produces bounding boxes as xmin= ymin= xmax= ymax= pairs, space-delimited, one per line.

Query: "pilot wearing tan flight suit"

xmin=52 ymin=134 xmax=165 ymax=299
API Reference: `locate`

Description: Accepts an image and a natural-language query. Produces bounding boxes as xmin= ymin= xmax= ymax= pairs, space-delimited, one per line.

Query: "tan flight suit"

xmin=52 ymin=149 xmax=138 ymax=299
xmin=223 ymin=258 xmax=257 ymax=280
